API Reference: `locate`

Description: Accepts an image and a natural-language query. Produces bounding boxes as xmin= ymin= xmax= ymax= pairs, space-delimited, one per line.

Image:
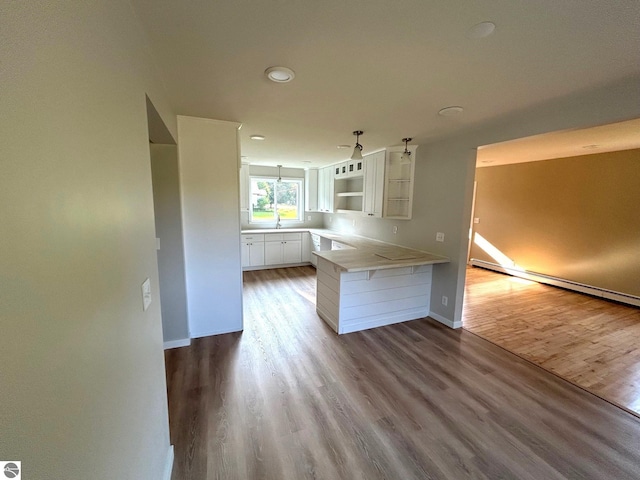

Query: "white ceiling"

xmin=132 ymin=0 xmax=640 ymax=168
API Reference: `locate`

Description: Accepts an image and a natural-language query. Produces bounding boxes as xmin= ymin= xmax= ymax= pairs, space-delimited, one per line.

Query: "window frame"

xmin=249 ymin=175 xmax=304 ymax=224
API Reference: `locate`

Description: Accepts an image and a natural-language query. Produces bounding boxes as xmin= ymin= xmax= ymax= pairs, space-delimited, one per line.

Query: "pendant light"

xmin=400 ymin=138 xmax=412 ymax=163
xmin=351 ymin=131 xmax=364 ymax=160
xmin=277 ymin=164 xmax=282 ymax=183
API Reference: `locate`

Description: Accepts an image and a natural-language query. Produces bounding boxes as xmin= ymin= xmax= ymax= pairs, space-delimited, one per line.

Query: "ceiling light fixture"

xmin=400 ymin=138 xmax=412 ymax=163
xmin=265 ymin=66 xmax=295 ymax=83
xmin=337 ymin=144 xmax=351 ymax=149
xmin=466 ymin=21 xmax=496 ymax=39
xmin=277 ymin=164 xmax=282 ymax=183
xmin=351 ymin=131 xmax=364 ymax=160
xmin=438 ymin=106 xmax=464 ymax=117
xmin=250 ymin=134 xmax=266 ymax=140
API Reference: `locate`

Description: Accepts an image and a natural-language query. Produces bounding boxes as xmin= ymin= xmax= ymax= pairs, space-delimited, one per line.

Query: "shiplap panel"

xmin=340 ymin=307 xmax=430 ymax=334
xmin=341 ymin=284 xmax=431 ymax=308
xmin=341 ymin=272 xmax=432 ymax=295
xmin=317 ymin=258 xmax=340 ymax=282
xmin=341 ymin=295 xmax=429 ymax=321
xmin=317 ymin=280 xmax=340 ymax=311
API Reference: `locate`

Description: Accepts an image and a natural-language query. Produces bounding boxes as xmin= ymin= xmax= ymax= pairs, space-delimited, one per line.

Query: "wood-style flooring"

xmin=166 ymin=266 xmax=640 ymax=479
xmin=463 ymin=266 xmax=640 ymax=415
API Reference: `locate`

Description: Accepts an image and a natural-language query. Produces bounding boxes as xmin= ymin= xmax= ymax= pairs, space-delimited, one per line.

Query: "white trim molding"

xmin=163 ymin=445 xmax=174 ymax=480
xmin=429 ymin=311 xmax=462 ymax=329
xmin=163 ymin=338 xmax=191 ymax=350
xmin=470 ymin=259 xmax=640 ymax=307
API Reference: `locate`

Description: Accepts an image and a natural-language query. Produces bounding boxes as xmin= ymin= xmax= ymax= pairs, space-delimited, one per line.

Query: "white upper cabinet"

xmin=363 ymin=151 xmax=385 ymax=218
xmin=305 ymin=168 xmax=319 ymax=212
xmin=318 ymin=166 xmax=334 ymax=213
xmin=383 ymin=146 xmax=417 ymax=220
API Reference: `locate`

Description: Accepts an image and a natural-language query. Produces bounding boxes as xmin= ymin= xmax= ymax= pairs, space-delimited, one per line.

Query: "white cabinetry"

xmin=317 ymin=166 xmax=334 ymax=213
xmin=363 ymin=151 xmax=385 ymax=218
xmin=301 ymin=232 xmax=312 ymax=263
xmin=304 ymin=168 xmax=319 ymax=212
xmin=383 ymin=146 xmax=416 ymax=219
xmin=264 ymin=232 xmax=302 ymax=265
xmin=241 ymin=234 xmax=265 ymax=268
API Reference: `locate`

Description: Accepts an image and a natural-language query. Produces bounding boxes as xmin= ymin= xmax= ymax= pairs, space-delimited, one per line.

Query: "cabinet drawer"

xmin=264 ymin=233 xmax=283 ymax=242
xmin=282 ymin=232 xmax=302 ymax=241
xmin=242 ymin=234 xmax=265 ymax=242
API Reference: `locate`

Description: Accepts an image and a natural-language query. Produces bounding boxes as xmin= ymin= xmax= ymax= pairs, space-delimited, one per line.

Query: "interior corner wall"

xmin=150 ymin=144 xmax=190 ymax=344
xmin=471 ymin=149 xmax=640 ymax=297
xmin=1 ymin=2 xmax=174 ymax=479
xmin=178 ymin=115 xmax=244 ymax=338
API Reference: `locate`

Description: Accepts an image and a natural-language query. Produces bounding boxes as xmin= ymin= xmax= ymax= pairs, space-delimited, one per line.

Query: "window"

xmin=250 ymin=177 xmax=303 ymax=223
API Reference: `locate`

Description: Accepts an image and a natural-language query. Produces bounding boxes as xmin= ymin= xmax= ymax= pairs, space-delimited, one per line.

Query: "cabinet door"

xmin=301 ymin=232 xmax=312 ymax=262
xmin=363 ymin=151 xmax=385 ymax=217
xmin=305 ymin=168 xmax=319 ymax=212
xmin=282 ymin=240 xmax=302 ymax=264
xmin=249 ymin=242 xmax=265 ymax=266
xmin=241 ymin=242 xmax=250 ymax=267
xmin=264 ymin=241 xmax=283 ymax=265
xmin=323 ymin=167 xmax=334 ymax=212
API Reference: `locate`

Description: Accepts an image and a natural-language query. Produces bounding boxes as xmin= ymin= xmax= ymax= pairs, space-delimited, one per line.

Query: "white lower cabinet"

xmin=241 ymin=234 xmax=265 ymax=268
xmin=264 ymin=232 xmax=302 ymax=265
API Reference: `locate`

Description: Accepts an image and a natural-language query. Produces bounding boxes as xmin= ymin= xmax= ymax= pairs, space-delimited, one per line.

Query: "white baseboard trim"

xmin=429 ymin=311 xmax=462 ymax=329
xmin=190 ymin=326 xmax=243 ymax=339
xmin=163 ymin=338 xmax=191 ymax=350
xmin=162 ymin=445 xmax=174 ymax=480
xmin=470 ymin=259 xmax=640 ymax=307
xmin=243 ymin=262 xmax=312 ymax=271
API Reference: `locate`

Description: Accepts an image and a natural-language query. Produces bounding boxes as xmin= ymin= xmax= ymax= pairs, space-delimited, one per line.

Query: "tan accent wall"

xmin=471 ymin=149 xmax=640 ymax=297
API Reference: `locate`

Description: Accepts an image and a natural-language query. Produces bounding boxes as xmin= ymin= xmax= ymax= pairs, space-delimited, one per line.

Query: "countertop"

xmin=241 ymin=228 xmax=449 ymax=272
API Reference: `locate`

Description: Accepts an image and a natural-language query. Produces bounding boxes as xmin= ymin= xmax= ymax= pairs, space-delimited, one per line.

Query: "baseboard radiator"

xmin=469 ymin=259 xmax=640 ymax=308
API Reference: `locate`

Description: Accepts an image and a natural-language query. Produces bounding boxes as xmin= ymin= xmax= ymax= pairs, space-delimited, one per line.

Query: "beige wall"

xmin=471 ymin=149 xmax=640 ymax=297
xmin=1 ymin=2 xmax=174 ymax=478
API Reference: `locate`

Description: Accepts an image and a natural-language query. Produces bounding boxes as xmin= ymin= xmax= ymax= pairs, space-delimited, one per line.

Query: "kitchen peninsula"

xmin=311 ymin=233 xmax=449 ymax=334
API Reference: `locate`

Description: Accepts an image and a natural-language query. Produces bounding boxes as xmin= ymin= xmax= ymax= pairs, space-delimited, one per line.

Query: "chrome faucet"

xmin=276 ymin=213 xmax=281 ymax=229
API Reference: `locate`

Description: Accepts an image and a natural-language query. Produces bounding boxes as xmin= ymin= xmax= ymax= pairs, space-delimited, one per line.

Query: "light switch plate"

xmin=142 ymin=278 xmax=151 ymax=311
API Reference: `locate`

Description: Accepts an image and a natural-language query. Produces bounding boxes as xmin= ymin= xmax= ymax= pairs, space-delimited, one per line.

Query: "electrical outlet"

xmin=393 ymin=225 xmax=398 ymax=234
xmin=436 ymin=232 xmax=445 ymax=242
xmin=473 ymin=217 xmax=480 ymax=224
xmin=441 ymin=295 xmax=448 ymax=306
xmin=307 ymin=215 xmax=312 ymax=221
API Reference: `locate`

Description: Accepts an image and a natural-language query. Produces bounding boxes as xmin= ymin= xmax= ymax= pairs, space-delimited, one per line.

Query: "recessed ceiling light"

xmin=582 ymin=144 xmax=600 ymax=149
xmin=302 ymin=161 xmax=312 ymax=164
xmin=481 ymin=160 xmax=494 ymax=164
xmin=250 ymin=135 xmax=266 ymax=140
xmin=265 ymin=66 xmax=295 ymax=83
xmin=466 ymin=21 xmax=496 ymax=39
xmin=438 ymin=106 xmax=464 ymax=117
xmin=337 ymin=145 xmax=351 ymax=149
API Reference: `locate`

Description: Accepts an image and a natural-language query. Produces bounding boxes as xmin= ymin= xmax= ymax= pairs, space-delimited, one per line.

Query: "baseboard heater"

xmin=469 ymin=259 xmax=640 ymax=308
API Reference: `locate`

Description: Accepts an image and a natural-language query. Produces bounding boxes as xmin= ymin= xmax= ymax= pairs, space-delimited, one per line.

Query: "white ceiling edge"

xmin=476 ymin=117 xmax=640 ymax=167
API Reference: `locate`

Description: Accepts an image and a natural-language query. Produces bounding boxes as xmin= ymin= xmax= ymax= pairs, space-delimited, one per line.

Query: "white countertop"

xmin=241 ymin=228 xmax=449 ymax=272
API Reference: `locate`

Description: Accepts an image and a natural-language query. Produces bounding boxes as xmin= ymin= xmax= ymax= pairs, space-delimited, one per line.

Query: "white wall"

xmin=178 ymin=116 xmax=244 ymax=337
xmin=150 ymin=144 xmax=190 ymax=346
xmin=327 ymin=75 xmax=640 ymax=327
xmin=0 ymin=2 xmax=175 ymax=479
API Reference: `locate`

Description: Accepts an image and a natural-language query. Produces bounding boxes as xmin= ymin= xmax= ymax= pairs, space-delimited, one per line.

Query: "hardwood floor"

xmin=463 ymin=266 xmax=640 ymax=415
xmin=166 ymin=266 xmax=640 ymax=479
